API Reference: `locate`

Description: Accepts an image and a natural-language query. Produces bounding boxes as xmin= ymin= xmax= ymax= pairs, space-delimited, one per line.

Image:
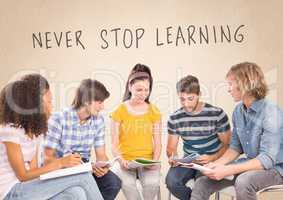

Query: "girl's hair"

xmin=123 ymin=63 xmax=153 ymax=103
xmin=72 ymin=79 xmax=110 ymax=109
xmin=0 ymin=74 xmax=50 ymax=136
xmin=226 ymin=62 xmax=268 ymax=100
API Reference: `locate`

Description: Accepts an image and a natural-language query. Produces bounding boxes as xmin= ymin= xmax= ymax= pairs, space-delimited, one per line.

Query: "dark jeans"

xmin=93 ymin=170 xmax=122 ymax=200
xmin=166 ymin=166 xmax=198 ymax=200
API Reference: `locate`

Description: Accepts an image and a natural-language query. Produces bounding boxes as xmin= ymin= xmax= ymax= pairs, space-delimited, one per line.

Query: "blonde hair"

xmin=226 ymin=62 xmax=268 ymax=99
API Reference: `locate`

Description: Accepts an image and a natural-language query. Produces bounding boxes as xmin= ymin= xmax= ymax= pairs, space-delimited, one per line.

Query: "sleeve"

xmin=229 ymin=109 xmax=243 ymax=154
xmin=0 ymin=126 xmax=21 ymax=144
xmin=216 ymin=108 xmax=231 ymax=133
xmin=167 ymin=115 xmax=178 ymax=135
xmin=256 ymin=105 xmax=283 ymax=170
xmin=44 ymin=113 xmax=63 ymax=150
xmin=150 ymin=104 xmax=161 ymax=123
xmin=93 ymin=117 xmax=106 ymax=148
xmin=110 ymin=104 xmax=123 ymax=122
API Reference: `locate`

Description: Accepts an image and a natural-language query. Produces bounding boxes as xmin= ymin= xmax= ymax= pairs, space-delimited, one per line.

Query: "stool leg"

xmin=215 ymin=191 xmax=220 ymax=200
xmin=168 ymin=192 xmax=172 ymax=200
xmin=156 ymin=186 xmax=161 ymax=200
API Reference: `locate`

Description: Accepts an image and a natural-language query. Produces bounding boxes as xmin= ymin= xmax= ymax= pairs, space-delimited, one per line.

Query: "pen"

xmin=72 ymin=152 xmax=85 ymax=164
xmin=64 ymin=150 xmax=84 ymax=164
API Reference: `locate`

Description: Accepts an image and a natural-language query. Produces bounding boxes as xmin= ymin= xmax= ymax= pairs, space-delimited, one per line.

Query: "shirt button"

xmin=247 ymin=142 xmax=249 ymax=145
xmin=246 ymin=131 xmax=249 ymax=133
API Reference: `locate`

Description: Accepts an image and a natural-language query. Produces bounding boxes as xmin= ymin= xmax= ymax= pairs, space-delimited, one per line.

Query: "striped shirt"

xmin=168 ymin=103 xmax=230 ymax=156
xmin=45 ymin=107 xmax=105 ymax=159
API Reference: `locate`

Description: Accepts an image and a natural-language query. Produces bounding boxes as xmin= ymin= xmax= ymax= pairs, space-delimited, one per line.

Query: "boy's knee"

xmin=193 ymin=176 xmax=209 ymax=191
xmin=165 ymin=171 xmax=179 ymax=189
xmin=111 ymin=173 xmax=122 ymax=189
xmin=234 ymin=173 xmax=255 ymax=196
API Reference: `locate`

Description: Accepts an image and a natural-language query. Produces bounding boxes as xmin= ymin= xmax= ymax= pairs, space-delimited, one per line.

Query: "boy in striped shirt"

xmin=165 ymin=75 xmax=231 ymax=200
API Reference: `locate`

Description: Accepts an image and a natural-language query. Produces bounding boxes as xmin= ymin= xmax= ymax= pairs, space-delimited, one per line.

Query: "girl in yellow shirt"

xmin=111 ymin=64 xmax=162 ymax=200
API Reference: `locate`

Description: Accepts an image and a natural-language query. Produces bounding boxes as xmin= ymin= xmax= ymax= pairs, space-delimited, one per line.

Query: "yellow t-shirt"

xmin=111 ymin=103 xmax=161 ymax=160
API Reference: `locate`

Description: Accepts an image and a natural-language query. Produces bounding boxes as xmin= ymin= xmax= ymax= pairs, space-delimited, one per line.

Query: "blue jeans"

xmin=166 ymin=166 xmax=198 ymax=200
xmin=4 ymin=172 xmax=103 ymax=200
xmin=93 ymin=170 xmax=122 ymax=200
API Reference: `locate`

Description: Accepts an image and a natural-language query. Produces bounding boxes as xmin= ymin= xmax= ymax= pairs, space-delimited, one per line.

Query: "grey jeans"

xmin=191 ymin=169 xmax=283 ymax=200
xmin=111 ymin=162 xmax=160 ymax=200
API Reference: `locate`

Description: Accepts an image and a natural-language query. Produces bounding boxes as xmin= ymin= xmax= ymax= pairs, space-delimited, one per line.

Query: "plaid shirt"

xmin=45 ymin=107 xmax=105 ymax=159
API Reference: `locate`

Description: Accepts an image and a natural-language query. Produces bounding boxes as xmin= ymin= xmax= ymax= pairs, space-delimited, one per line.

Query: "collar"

xmin=70 ymin=107 xmax=95 ymax=125
xmin=241 ymin=98 xmax=265 ymax=113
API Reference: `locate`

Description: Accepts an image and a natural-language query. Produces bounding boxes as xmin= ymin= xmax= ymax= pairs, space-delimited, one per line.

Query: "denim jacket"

xmin=230 ymin=99 xmax=283 ymax=175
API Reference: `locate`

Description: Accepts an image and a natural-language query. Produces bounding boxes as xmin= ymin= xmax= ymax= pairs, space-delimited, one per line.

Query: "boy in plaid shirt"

xmin=44 ymin=79 xmax=121 ymax=200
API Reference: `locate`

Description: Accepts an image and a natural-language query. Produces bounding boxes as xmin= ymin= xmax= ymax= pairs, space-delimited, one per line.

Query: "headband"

xmin=128 ymin=72 xmax=150 ymax=83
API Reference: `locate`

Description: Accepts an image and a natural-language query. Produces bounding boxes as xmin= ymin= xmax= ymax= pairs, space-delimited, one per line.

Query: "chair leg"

xmin=215 ymin=191 xmax=220 ymax=200
xmin=215 ymin=191 xmax=235 ymax=200
xmin=156 ymin=186 xmax=161 ymax=200
xmin=168 ymin=191 xmax=172 ymax=200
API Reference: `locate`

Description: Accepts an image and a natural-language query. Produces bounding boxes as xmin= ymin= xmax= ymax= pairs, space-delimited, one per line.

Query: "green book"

xmin=128 ymin=158 xmax=161 ymax=169
xmin=134 ymin=158 xmax=161 ymax=164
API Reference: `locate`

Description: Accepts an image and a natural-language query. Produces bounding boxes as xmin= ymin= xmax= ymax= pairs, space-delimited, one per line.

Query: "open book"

xmin=179 ymin=162 xmax=212 ymax=172
xmin=173 ymin=153 xmax=211 ymax=172
xmin=180 ymin=163 xmax=234 ymax=180
xmin=128 ymin=158 xmax=161 ymax=169
xmin=40 ymin=162 xmax=92 ymax=180
xmin=172 ymin=152 xmax=200 ymax=164
xmin=92 ymin=156 xmax=120 ymax=168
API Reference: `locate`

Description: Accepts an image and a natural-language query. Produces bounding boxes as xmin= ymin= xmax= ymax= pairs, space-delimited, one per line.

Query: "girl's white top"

xmin=0 ymin=124 xmax=41 ymax=199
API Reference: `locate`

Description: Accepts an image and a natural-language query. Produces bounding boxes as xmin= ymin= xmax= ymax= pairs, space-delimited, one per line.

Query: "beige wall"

xmin=0 ymin=1 xmax=282 ymax=198
xmin=1 ymin=0 xmax=282 ymax=108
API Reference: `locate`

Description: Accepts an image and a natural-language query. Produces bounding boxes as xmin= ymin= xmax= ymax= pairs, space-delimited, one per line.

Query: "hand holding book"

xmin=194 ymin=154 xmax=217 ymax=165
xmin=172 ymin=153 xmax=220 ymax=173
xmin=170 ymin=152 xmax=200 ymax=167
xmin=92 ymin=156 xmax=120 ymax=168
xmin=171 ymin=152 xmax=200 ymax=163
xmin=181 ymin=162 xmax=234 ymax=180
xmin=175 ymin=153 xmax=219 ymax=173
xmin=91 ymin=156 xmax=120 ymax=177
xmin=179 ymin=162 xmax=212 ymax=172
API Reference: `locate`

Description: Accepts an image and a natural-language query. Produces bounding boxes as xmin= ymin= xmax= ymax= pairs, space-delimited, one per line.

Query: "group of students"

xmin=0 ymin=62 xmax=282 ymax=200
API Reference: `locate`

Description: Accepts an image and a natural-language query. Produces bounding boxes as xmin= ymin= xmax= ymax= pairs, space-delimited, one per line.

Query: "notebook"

xmin=172 ymin=152 xmax=200 ymax=163
xmin=40 ymin=162 xmax=92 ymax=180
xmin=93 ymin=156 xmax=120 ymax=168
xmin=128 ymin=158 xmax=161 ymax=169
xmin=180 ymin=163 xmax=234 ymax=180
